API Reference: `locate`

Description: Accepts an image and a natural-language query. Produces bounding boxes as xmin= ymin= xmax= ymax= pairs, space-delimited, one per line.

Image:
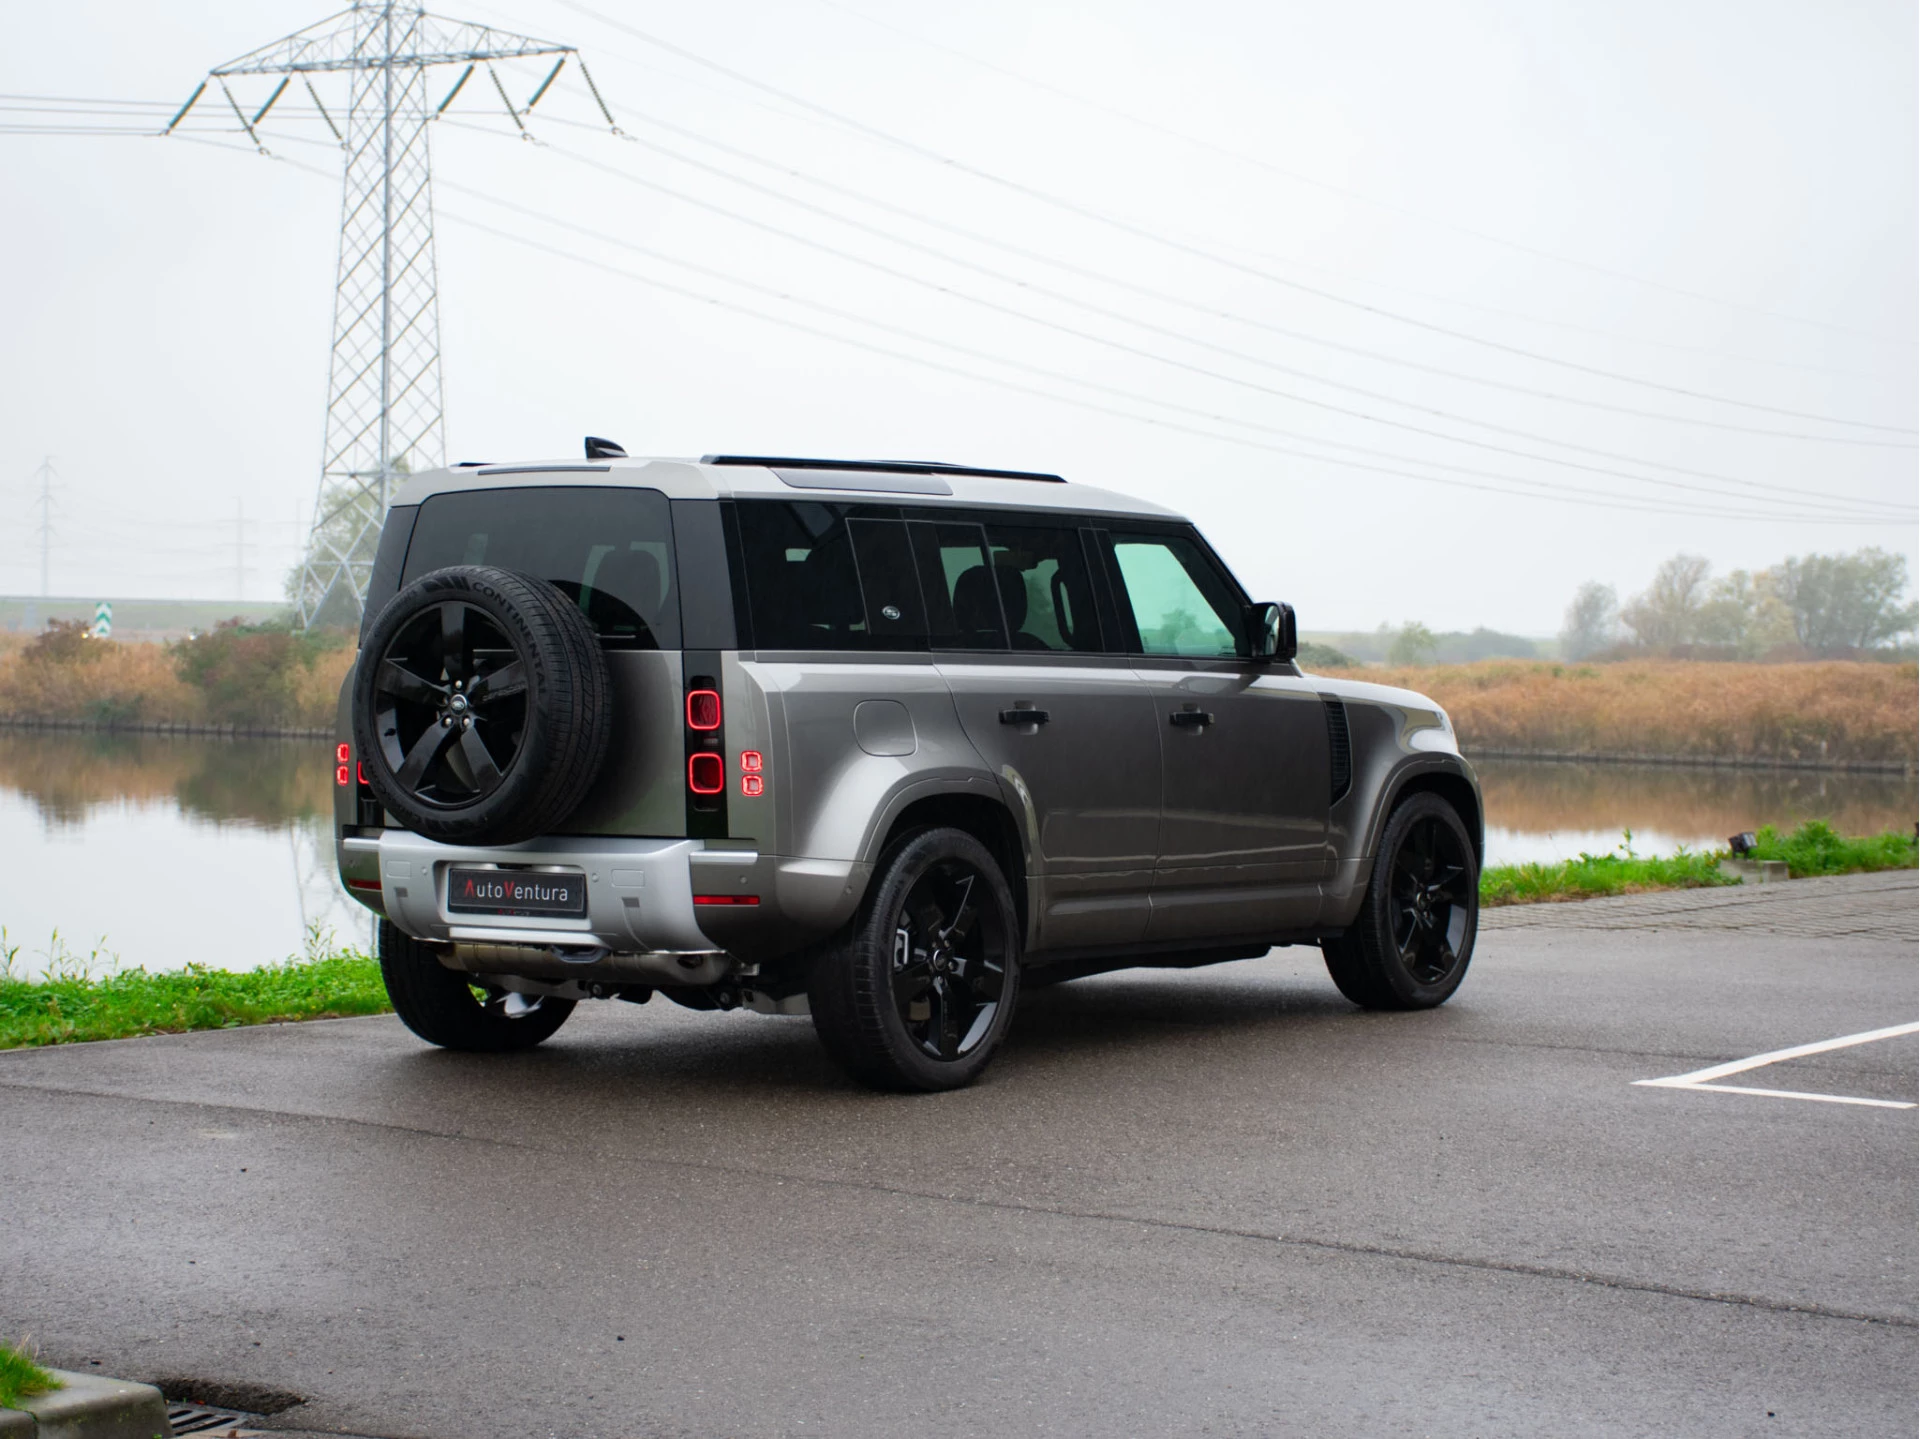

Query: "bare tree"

xmin=1559 ymin=582 xmax=1619 ymax=660
xmin=1695 ymin=569 xmax=1794 ymax=656
xmin=1770 ymin=548 xmax=1918 ymax=652
xmin=1621 ymin=554 xmax=1711 ymax=649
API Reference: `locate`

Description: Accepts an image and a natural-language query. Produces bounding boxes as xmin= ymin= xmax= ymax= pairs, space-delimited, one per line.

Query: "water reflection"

xmin=0 ymin=733 xmax=1911 ymax=978
xmin=1474 ymin=758 xmax=1915 ymax=865
xmin=0 ymin=732 xmax=362 ymax=981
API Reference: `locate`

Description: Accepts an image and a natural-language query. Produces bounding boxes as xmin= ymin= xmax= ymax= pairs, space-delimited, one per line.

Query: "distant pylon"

xmin=31 ymin=457 xmax=56 ymax=599
xmin=169 ymin=3 xmax=616 ymax=628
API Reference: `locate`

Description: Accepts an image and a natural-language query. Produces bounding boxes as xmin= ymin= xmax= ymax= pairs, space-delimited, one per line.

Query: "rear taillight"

xmin=688 ymin=752 xmax=724 ymax=794
xmin=686 ymin=689 xmax=721 ymax=730
xmin=335 ymin=742 xmax=351 ymax=787
xmin=740 ymin=750 xmax=763 ymax=797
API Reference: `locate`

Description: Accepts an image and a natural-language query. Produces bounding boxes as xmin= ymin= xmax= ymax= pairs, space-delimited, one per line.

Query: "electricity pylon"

xmin=170 ymin=3 xmax=615 ymax=627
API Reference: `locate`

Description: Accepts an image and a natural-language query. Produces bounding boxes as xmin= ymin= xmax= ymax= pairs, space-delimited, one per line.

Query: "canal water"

xmin=1 ymin=731 xmax=1911 ymax=980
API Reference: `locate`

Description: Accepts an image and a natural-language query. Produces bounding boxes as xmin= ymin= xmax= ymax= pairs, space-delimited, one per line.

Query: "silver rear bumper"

xmin=343 ymin=830 xmax=739 ymax=956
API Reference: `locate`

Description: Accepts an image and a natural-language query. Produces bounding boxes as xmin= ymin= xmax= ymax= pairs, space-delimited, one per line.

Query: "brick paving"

xmin=1482 ymin=868 xmax=1917 ymax=941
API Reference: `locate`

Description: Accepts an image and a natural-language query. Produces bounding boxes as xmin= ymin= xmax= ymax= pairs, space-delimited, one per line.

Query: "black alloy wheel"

xmin=379 ymin=921 xmax=575 ymax=1052
xmin=808 ymin=826 xmax=1022 ymax=1091
xmin=1389 ymin=812 xmax=1473 ymax=984
xmin=353 ymin=565 xmax=611 ymax=846
xmin=1322 ymin=790 xmax=1478 ymax=1010
xmin=372 ymin=600 xmax=529 ymax=810
xmin=890 ymin=859 xmax=1008 ymax=1061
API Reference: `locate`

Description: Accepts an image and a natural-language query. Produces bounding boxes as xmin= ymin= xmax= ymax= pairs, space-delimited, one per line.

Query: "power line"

xmin=448 ymin=135 xmax=1913 ymax=519
xmin=538 ymin=107 xmax=1903 ymax=403
xmin=434 ymin=201 xmax=1903 ymax=526
xmin=166 ymin=131 xmax=1916 ymax=525
xmin=553 ymin=0 xmax=1920 ymax=427
xmin=527 ymin=113 xmax=1913 ymax=451
xmin=807 ymin=0 xmax=1919 ymax=349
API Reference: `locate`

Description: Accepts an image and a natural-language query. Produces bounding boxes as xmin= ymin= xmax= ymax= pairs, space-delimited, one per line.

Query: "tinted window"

xmin=907 ymin=520 xmax=1005 ymax=650
xmin=402 ymin=486 xmax=679 ymax=648
xmin=735 ymin=500 xmax=926 ymax=650
xmin=983 ymin=520 xmax=1103 ymax=652
xmin=1106 ymin=531 xmax=1243 ymax=658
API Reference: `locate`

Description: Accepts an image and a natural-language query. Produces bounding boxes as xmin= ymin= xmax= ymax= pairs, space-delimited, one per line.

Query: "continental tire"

xmin=353 ymin=564 xmax=610 ymax=846
xmin=808 ymin=826 xmax=1021 ymax=1092
xmin=378 ymin=921 xmax=575 ymax=1052
xmin=1323 ymin=791 xmax=1478 ymax=1010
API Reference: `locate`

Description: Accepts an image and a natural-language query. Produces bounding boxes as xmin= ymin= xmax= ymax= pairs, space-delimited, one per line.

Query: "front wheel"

xmin=808 ymin=827 xmax=1021 ymax=1091
xmin=1323 ymin=792 xmax=1478 ymax=1010
xmin=379 ymin=920 xmax=575 ymax=1051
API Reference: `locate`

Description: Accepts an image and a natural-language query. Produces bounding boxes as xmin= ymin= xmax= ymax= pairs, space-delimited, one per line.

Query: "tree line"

xmin=1560 ymin=548 xmax=1917 ymax=661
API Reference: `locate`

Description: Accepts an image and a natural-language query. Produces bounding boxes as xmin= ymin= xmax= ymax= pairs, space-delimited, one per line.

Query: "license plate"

xmin=446 ymin=867 xmax=588 ymax=918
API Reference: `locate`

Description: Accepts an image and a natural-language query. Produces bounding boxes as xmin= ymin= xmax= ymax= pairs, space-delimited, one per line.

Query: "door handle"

xmin=999 ymin=706 xmax=1050 ymax=725
xmin=1169 ymin=709 xmax=1214 ymax=729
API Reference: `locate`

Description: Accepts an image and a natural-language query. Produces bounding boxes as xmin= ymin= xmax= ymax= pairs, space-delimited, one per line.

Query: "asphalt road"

xmin=2 ymin=872 xmax=1914 ymax=1439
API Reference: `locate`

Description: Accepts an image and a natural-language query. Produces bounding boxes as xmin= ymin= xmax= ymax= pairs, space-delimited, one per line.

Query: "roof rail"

xmin=701 ymin=454 xmax=1065 ymax=484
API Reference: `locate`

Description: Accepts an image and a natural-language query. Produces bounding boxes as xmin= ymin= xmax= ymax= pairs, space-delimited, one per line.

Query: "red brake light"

xmin=741 ymin=774 xmax=764 ymax=797
xmin=356 ymin=761 xmax=369 ymax=786
xmin=686 ymin=689 xmax=722 ymax=731
xmin=335 ymin=764 xmax=351 ymax=786
xmin=693 ymin=894 xmax=760 ymax=906
xmin=688 ymin=752 xmax=724 ymax=794
xmin=740 ymin=750 xmax=763 ymax=773
xmin=336 ymin=742 xmax=350 ymax=762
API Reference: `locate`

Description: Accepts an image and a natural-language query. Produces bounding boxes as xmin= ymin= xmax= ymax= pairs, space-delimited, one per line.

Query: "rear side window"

xmin=736 ymin=500 xmax=928 ymax=650
xmin=983 ymin=520 xmax=1103 ymax=652
xmin=402 ymin=486 xmax=679 ymax=648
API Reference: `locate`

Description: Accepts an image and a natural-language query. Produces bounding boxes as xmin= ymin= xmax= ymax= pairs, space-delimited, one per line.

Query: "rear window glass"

xmin=401 ymin=486 xmax=679 ymax=648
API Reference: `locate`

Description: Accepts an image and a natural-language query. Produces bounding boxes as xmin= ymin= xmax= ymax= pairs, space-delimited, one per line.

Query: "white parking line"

xmin=1633 ymin=1021 xmax=1920 ymax=1110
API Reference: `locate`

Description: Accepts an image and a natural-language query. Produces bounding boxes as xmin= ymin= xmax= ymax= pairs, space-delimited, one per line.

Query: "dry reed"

xmin=1362 ymin=660 xmax=1917 ymax=767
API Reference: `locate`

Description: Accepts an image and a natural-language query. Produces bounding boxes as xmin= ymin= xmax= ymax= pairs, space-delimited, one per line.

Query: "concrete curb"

xmin=2 ymin=1371 xmax=170 ymax=1439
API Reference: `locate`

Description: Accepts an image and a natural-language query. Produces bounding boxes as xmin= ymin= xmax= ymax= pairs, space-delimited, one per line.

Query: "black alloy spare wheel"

xmin=353 ymin=565 xmax=611 ymax=846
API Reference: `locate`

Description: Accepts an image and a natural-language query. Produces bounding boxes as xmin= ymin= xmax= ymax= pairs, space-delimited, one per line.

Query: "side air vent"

xmin=1321 ymin=695 xmax=1353 ymax=804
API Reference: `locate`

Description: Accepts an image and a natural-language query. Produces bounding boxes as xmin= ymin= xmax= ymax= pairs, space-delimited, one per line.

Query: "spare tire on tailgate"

xmin=353 ymin=565 xmax=611 ymax=845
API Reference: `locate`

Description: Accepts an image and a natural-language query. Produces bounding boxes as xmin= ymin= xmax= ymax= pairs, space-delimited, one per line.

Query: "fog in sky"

xmin=2 ymin=0 xmax=1914 ymax=632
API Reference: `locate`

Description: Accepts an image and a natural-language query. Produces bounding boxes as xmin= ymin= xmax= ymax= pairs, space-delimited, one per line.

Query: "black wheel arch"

xmin=876 ymin=791 xmax=1031 ymax=947
xmin=1361 ymin=757 xmax=1484 ymax=867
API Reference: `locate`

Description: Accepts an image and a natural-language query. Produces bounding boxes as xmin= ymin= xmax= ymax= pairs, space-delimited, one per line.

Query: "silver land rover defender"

xmin=335 ymin=449 xmax=1482 ymax=1090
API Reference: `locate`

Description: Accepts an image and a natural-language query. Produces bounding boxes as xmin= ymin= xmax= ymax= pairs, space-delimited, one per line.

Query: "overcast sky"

xmin=2 ymin=0 xmax=1914 ymax=633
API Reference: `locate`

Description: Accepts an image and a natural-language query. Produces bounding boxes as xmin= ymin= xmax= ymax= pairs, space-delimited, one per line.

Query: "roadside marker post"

xmin=92 ymin=601 xmax=112 ymax=639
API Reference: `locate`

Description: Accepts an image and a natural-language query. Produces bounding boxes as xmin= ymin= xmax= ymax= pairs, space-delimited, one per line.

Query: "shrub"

xmin=170 ymin=621 xmax=346 ymax=728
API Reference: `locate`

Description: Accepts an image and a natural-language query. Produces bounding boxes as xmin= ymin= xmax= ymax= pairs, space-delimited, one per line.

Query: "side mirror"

xmin=1247 ymin=601 xmax=1296 ymax=662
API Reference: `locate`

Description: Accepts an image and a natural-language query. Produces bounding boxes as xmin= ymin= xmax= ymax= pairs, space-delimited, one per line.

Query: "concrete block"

xmin=0 ymin=1407 xmax=35 ymax=1437
xmin=1719 ymin=858 xmax=1791 ymax=883
xmin=15 ymin=1371 xmax=170 ymax=1439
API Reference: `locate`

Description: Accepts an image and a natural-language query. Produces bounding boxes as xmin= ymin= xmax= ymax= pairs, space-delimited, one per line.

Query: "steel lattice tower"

xmin=172 ymin=3 xmax=609 ymax=627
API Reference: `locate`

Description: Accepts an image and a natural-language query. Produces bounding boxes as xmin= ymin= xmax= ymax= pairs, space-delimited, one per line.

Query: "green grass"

xmin=0 ymin=1342 xmax=60 ymax=1408
xmin=1481 ymin=822 xmax=1916 ymax=908
xmin=0 ymin=928 xmax=388 ymax=1051
xmin=1744 ymin=820 xmax=1919 ymax=878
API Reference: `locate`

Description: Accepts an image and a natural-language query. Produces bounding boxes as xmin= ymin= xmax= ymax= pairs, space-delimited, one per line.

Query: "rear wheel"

xmin=808 ymin=827 xmax=1021 ymax=1091
xmin=379 ymin=921 xmax=575 ymax=1051
xmin=1323 ymin=791 xmax=1478 ymax=1010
